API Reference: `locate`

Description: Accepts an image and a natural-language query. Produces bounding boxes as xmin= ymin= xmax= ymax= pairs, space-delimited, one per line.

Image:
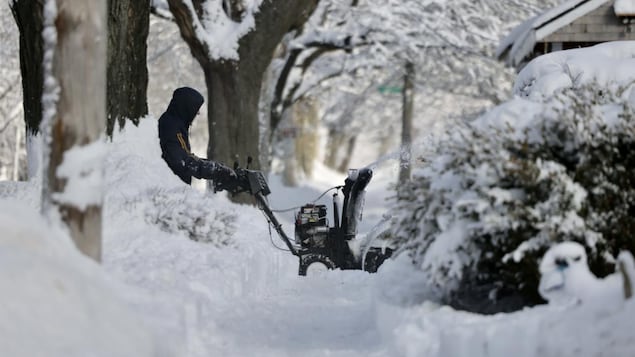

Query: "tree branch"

xmin=166 ymin=0 xmax=209 ymax=66
xmin=270 ymin=36 xmax=354 ymax=135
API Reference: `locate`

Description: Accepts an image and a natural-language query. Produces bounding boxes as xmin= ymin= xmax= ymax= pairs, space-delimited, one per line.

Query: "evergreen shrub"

xmin=391 ymin=85 xmax=635 ymax=312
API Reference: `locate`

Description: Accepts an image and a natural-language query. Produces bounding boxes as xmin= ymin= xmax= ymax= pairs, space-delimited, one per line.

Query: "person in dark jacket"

xmin=158 ymin=87 xmax=236 ymax=185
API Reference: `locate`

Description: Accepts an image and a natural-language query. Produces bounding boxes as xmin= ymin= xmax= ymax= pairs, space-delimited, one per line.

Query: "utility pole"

xmin=399 ymin=61 xmax=414 ymax=185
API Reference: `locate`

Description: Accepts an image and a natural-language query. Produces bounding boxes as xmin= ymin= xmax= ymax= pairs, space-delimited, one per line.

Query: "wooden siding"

xmin=543 ymin=3 xmax=635 ymax=42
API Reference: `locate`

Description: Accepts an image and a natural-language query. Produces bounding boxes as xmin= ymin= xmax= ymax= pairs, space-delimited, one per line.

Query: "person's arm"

xmin=163 ymin=131 xmax=235 ymax=181
xmin=161 ymin=130 xmax=203 ymax=177
xmin=197 ymin=159 xmax=236 ymax=182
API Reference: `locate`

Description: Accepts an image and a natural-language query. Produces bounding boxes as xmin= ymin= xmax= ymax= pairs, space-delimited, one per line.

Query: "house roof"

xmin=496 ymin=0 xmax=610 ymax=67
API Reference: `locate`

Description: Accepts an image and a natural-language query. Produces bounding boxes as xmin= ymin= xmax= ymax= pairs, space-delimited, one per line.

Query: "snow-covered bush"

xmin=104 ymin=117 xmax=237 ymax=247
xmin=390 ymin=84 xmax=635 ymax=313
xmin=141 ymin=187 xmax=237 ymax=246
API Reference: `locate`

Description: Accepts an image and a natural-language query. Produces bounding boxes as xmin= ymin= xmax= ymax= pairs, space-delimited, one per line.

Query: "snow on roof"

xmin=615 ymin=0 xmax=635 ymax=16
xmin=497 ymin=0 xmax=610 ymax=67
xmin=513 ymin=41 xmax=635 ymax=100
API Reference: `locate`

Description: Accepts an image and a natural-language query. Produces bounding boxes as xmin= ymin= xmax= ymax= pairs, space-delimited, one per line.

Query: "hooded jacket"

xmin=158 ymin=87 xmax=220 ymax=184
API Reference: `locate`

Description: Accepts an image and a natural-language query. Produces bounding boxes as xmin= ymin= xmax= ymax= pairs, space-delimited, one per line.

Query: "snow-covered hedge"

xmin=104 ymin=117 xmax=238 ymax=247
xmin=390 ymin=84 xmax=635 ymax=313
xmin=143 ymin=187 xmax=237 ymax=245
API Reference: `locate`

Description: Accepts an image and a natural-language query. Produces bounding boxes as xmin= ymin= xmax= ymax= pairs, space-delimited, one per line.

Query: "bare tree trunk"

xmin=336 ymin=136 xmax=356 ymax=173
xmin=279 ymin=97 xmax=318 ymax=186
xmin=324 ymin=128 xmax=345 ymax=170
xmin=203 ymin=62 xmax=263 ymax=168
xmin=107 ymin=0 xmax=150 ymax=136
xmin=399 ymin=61 xmax=414 ymax=184
xmin=12 ymin=0 xmax=45 ymax=180
xmin=46 ymin=0 xmax=107 ymax=261
xmin=11 ymin=0 xmax=45 ymax=135
xmin=295 ymin=98 xmax=319 ymax=178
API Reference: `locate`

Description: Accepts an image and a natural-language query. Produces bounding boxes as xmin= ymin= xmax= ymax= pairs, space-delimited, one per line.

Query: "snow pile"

xmin=514 ymin=41 xmax=635 ymax=100
xmin=375 ymin=241 xmax=635 ymax=357
xmin=0 ymin=201 xmax=161 ymax=357
xmin=375 ymin=274 xmax=635 ymax=357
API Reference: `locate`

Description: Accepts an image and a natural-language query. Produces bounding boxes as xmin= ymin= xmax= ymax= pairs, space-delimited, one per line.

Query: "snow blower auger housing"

xmin=214 ymin=159 xmax=393 ymax=276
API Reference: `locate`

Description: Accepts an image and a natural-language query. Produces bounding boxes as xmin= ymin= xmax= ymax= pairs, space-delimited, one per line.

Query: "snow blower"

xmin=214 ymin=158 xmax=393 ymax=276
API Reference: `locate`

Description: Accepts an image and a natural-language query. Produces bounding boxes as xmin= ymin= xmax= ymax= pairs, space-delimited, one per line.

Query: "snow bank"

xmin=375 ymin=255 xmax=635 ymax=357
xmin=0 ymin=201 xmax=161 ymax=357
xmin=514 ymin=41 xmax=635 ymax=100
xmin=376 ymin=288 xmax=635 ymax=357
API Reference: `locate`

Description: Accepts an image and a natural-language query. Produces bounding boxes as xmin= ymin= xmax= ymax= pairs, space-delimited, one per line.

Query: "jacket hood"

xmin=166 ymin=87 xmax=204 ymax=126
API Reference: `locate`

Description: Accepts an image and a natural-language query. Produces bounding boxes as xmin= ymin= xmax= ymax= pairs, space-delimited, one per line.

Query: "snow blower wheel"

xmin=298 ymin=253 xmax=337 ymax=276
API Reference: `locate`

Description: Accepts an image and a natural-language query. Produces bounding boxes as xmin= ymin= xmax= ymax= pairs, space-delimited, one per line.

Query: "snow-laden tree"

xmin=165 ymin=0 xmax=319 ymax=171
xmin=10 ymin=0 xmax=152 ymax=182
xmin=42 ymin=0 xmax=107 ymax=261
xmin=268 ymin=0 xmax=561 ymax=173
xmin=390 ymin=84 xmax=635 ymax=313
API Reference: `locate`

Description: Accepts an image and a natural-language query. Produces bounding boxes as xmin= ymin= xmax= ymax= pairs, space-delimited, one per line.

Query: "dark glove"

xmin=199 ymin=160 xmax=236 ymax=181
xmin=212 ymin=162 xmax=237 ymax=183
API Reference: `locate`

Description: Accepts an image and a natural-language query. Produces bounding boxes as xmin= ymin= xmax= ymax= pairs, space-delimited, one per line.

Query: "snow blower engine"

xmin=214 ymin=158 xmax=392 ymax=276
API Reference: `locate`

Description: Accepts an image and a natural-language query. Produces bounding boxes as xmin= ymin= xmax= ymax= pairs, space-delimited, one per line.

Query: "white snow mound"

xmin=0 ymin=201 xmax=162 ymax=357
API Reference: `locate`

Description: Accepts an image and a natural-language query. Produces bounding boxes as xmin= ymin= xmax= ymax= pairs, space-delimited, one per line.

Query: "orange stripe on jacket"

xmin=176 ymin=133 xmax=190 ymax=154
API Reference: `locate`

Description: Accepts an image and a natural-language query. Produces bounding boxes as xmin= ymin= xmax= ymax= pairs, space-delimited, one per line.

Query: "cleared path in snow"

xmin=200 ymin=270 xmax=389 ymax=356
xmin=193 ymin=166 xmax=397 ymax=356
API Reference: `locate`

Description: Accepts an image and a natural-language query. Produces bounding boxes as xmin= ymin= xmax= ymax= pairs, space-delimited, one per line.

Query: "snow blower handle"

xmin=213 ymin=157 xmax=270 ymax=197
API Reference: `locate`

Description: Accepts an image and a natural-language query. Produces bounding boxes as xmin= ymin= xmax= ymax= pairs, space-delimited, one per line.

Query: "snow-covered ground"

xmin=3 ymin=42 xmax=635 ymax=356
xmin=3 ymin=115 xmax=635 ymax=357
